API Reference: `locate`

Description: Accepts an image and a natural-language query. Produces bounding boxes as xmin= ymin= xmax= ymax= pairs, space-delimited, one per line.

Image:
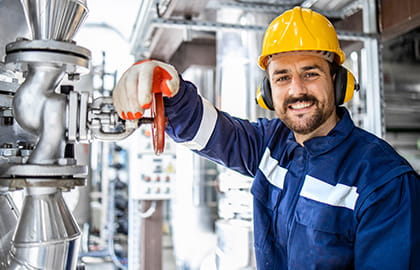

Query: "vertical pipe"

xmin=8 ymin=0 xmax=90 ymax=267
xmin=7 ymin=188 xmax=81 ymax=269
xmin=362 ymin=0 xmax=384 ymax=137
xmin=8 ymin=62 xmax=81 ymax=269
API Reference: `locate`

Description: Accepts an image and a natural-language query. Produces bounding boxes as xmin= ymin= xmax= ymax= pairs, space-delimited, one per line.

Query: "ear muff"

xmin=256 ymin=65 xmax=359 ymax=110
xmin=256 ymin=76 xmax=274 ymax=110
xmin=334 ymin=66 xmax=359 ymax=106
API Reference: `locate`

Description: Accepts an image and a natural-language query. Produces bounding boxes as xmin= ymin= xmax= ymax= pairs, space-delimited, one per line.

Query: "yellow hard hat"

xmin=257 ymin=7 xmax=346 ymax=70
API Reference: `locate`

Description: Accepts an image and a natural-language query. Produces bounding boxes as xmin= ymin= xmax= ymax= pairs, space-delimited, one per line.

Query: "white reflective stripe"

xmin=259 ymin=148 xmax=288 ymax=189
xmin=301 ymin=175 xmax=359 ymax=210
xmin=180 ymin=98 xmax=218 ymax=151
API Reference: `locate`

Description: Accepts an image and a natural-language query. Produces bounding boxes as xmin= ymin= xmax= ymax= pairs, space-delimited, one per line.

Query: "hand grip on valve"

xmin=138 ymin=92 xmax=166 ymax=155
xmin=113 ymin=60 xmax=179 ymax=155
xmin=134 ymin=92 xmax=165 ymax=155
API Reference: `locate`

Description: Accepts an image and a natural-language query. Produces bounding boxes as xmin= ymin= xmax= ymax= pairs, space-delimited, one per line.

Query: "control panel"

xmin=130 ymin=152 xmax=176 ymax=200
xmin=125 ymin=125 xmax=176 ymax=200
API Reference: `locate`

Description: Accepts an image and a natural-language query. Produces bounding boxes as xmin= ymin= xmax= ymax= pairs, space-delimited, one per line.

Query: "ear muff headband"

xmin=256 ymin=66 xmax=359 ymax=110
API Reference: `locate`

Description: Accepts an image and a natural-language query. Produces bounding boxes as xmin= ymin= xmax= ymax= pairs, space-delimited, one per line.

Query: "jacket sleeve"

xmin=354 ymin=171 xmax=420 ymax=269
xmin=164 ymin=77 xmax=277 ymax=177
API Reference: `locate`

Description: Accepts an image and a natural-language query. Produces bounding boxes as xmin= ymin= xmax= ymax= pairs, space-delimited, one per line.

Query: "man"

xmin=113 ymin=7 xmax=420 ymax=269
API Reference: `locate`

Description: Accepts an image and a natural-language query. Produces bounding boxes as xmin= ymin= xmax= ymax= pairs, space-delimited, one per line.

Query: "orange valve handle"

xmin=128 ymin=61 xmax=171 ymax=155
xmin=149 ymin=64 xmax=173 ymax=155
xmin=151 ymin=92 xmax=166 ymax=155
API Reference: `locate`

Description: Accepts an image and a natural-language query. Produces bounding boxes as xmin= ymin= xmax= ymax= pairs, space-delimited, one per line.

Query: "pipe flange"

xmin=0 ymin=179 xmax=86 ymax=190
xmin=0 ymin=163 xmax=87 ymax=189
xmin=5 ymin=39 xmax=91 ymax=75
xmin=0 ymin=163 xmax=88 ymax=177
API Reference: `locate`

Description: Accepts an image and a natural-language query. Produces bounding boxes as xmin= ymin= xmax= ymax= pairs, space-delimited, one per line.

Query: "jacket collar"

xmin=285 ymin=107 xmax=355 ymax=157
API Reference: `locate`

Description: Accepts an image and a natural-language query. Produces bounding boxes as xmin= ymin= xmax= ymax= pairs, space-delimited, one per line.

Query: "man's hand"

xmin=112 ymin=60 xmax=179 ymax=120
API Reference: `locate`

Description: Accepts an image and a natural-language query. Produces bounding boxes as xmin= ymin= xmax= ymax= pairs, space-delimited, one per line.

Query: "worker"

xmin=112 ymin=6 xmax=420 ymax=269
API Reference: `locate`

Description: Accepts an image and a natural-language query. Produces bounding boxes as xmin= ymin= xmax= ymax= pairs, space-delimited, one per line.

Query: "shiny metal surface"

xmin=8 ymin=189 xmax=81 ymax=269
xmin=57 ymin=0 xmax=89 ymax=41
xmin=20 ymin=0 xmax=88 ymax=41
xmin=0 ymin=193 xmax=19 ymax=269
xmin=88 ymin=97 xmax=138 ymax=141
xmin=12 ymin=63 xmax=67 ymax=165
xmin=0 ymin=1 xmax=91 ymax=269
xmin=0 ymin=0 xmax=29 ymax=61
xmin=5 ymin=39 xmax=91 ymax=77
xmin=67 ymin=92 xmax=138 ymax=143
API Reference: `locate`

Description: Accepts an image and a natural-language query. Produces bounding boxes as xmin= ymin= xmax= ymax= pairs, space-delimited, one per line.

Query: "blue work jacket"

xmin=165 ymin=78 xmax=420 ymax=269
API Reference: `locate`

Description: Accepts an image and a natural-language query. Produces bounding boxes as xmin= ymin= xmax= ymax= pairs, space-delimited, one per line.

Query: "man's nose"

xmin=288 ymin=76 xmax=307 ymax=96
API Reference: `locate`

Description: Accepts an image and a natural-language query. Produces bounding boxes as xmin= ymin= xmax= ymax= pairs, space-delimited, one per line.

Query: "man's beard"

xmin=279 ymin=95 xmax=333 ymax=135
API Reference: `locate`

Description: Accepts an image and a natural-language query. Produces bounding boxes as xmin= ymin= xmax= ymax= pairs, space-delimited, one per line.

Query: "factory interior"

xmin=0 ymin=0 xmax=419 ymax=269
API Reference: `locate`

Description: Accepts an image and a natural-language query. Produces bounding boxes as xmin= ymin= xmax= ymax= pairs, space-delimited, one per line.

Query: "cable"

xmin=138 ymin=200 xmax=157 ymax=218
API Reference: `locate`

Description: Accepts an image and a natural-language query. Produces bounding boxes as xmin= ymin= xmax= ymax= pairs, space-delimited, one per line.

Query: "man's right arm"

xmin=164 ymin=77 xmax=275 ymax=177
xmin=113 ymin=60 xmax=275 ymax=177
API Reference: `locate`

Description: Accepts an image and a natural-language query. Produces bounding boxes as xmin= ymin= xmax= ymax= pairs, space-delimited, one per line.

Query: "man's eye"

xmin=276 ymin=75 xmax=290 ymax=82
xmin=305 ymin=72 xmax=319 ymax=78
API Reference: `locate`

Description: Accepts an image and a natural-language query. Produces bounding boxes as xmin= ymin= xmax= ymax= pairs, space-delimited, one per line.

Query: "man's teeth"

xmin=291 ymin=102 xmax=311 ymax=109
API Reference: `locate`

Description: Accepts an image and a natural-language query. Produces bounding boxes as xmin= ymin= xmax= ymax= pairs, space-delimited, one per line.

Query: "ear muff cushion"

xmin=334 ymin=66 xmax=358 ymax=105
xmin=334 ymin=66 xmax=347 ymax=105
xmin=262 ymin=77 xmax=274 ymax=110
xmin=256 ymin=77 xmax=274 ymax=110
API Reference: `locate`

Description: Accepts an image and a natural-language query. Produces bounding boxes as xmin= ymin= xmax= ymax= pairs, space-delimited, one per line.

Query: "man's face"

xmin=267 ymin=53 xmax=338 ymax=137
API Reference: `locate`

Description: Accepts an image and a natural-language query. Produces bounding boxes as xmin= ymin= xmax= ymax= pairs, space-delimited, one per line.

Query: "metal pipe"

xmin=129 ymin=0 xmax=155 ymax=55
xmin=0 ymin=192 xmax=19 ymax=269
xmin=20 ymin=0 xmax=88 ymax=41
xmin=362 ymin=0 xmax=384 ymax=137
xmin=7 ymin=188 xmax=81 ymax=269
xmin=5 ymin=1 xmax=90 ymax=268
xmin=12 ymin=63 xmax=66 ymax=164
xmin=150 ymin=17 xmax=377 ymax=42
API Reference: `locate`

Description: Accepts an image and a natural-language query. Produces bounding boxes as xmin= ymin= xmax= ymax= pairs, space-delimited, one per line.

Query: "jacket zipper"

xmin=286 ymin=149 xmax=308 ymax=264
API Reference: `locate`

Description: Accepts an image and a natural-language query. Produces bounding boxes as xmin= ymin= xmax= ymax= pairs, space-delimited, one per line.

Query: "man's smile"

xmin=288 ymin=100 xmax=314 ymax=110
xmin=285 ymin=95 xmax=317 ymax=113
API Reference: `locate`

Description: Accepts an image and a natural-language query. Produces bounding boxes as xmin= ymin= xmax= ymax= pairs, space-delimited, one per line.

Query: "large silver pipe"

xmin=7 ymin=188 xmax=81 ymax=269
xmin=5 ymin=1 xmax=90 ymax=269
xmin=20 ymin=0 xmax=88 ymax=41
xmin=8 ymin=61 xmax=80 ymax=269
xmin=12 ymin=63 xmax=66 ymax=164
xmin=56 ymin=0 xmax=88 ymax=41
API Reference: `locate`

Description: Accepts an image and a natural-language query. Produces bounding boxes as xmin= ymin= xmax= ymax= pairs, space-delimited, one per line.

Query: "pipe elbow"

xmin=12 ymin=64 xmax=65 ymax=135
